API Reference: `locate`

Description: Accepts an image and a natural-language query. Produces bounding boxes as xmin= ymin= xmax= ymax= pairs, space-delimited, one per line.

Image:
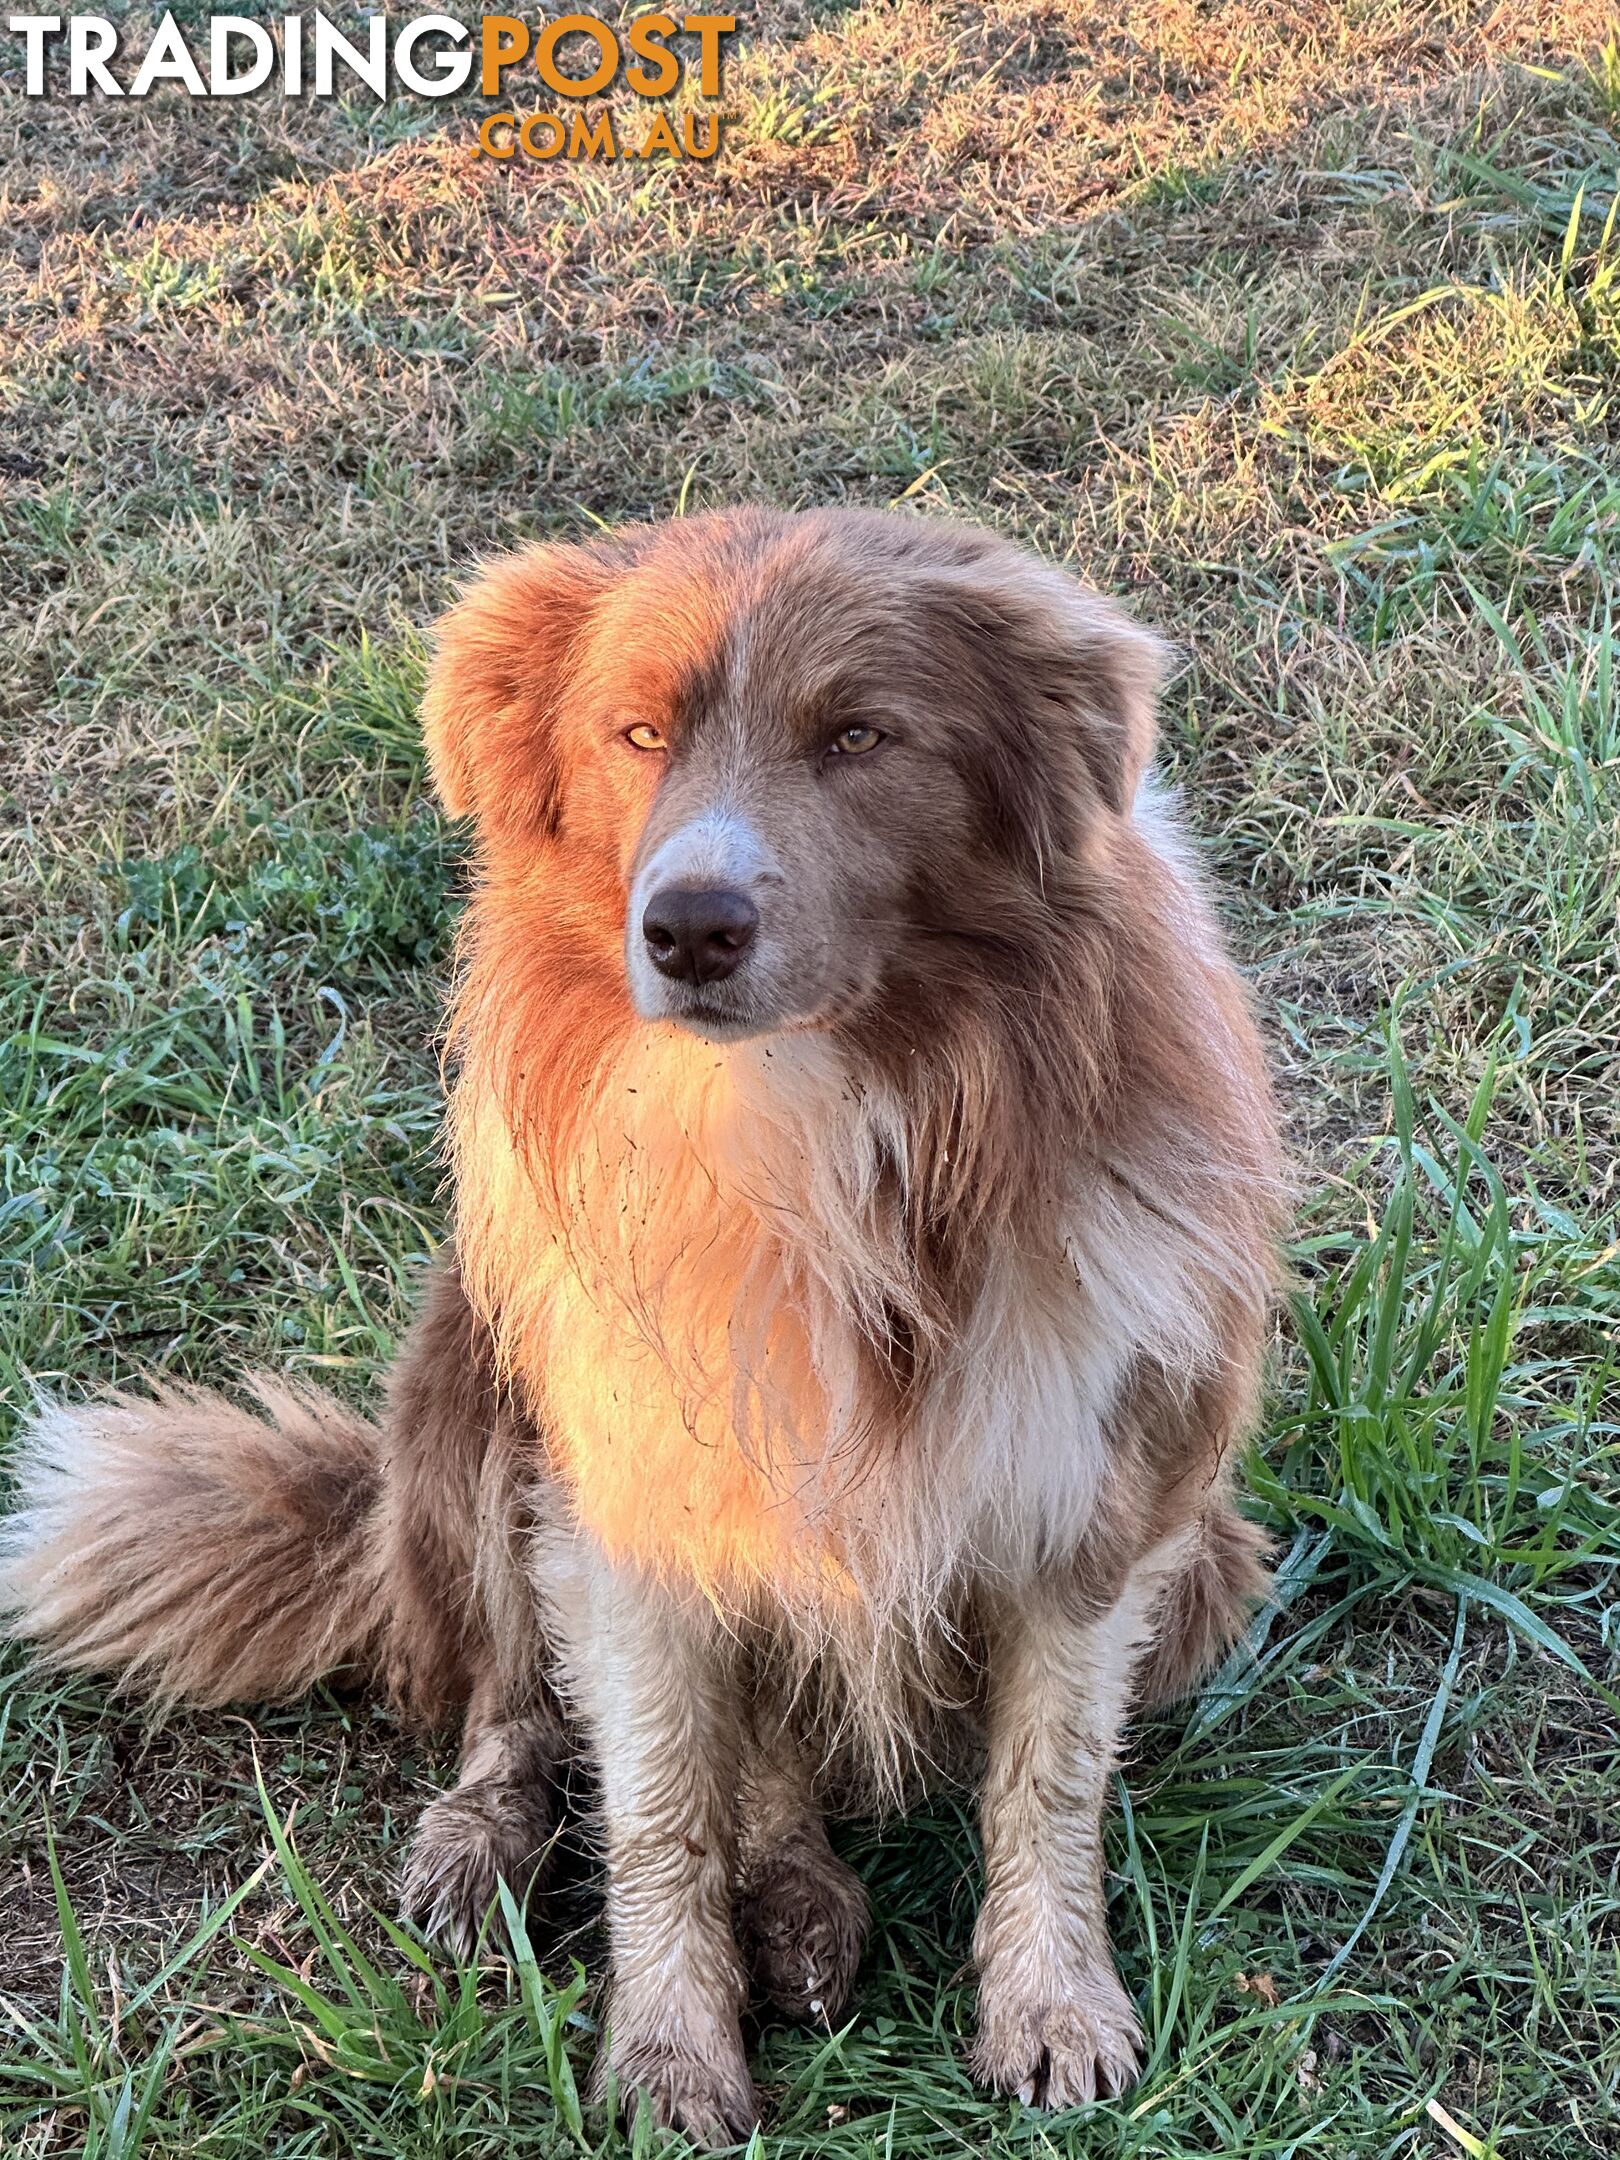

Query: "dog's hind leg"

xmin=386 ymin=1257 xmax=571 ymax=1956
xmin=400 ymin=1658 xmax=566 ymax=1958
xmin=737 ymin=1715 xmax=868 ymax=2024
xmin=1135 ymin=1501 xmax=1270 ymax=1707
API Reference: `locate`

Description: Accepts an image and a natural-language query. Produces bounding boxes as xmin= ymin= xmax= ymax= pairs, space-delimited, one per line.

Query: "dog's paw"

xmin=399 ymin=1778 xmax=556 ymax=1959
xmin=970 ymin=1967 xmax=1143 ymax=2109
xmin=613 ymin=2037 xmax=759 ymax=2149
xmin=740 ymin=1836 xmax=869 ymax=2023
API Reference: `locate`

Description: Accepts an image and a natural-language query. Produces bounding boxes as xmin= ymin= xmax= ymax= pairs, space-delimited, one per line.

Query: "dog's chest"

xmin=538 ymin=1278 xmax=839 ymax=1594
xmin=460 ymin=1035 xmax=1196 ymax=1609
xmin=530 ymin=1203 xmax=1129 ymax=1612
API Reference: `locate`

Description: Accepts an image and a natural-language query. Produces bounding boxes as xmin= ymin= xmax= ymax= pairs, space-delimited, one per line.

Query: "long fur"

xmin=1 ymin=1380 xmax=385 ymax=1706
xmin=423 ymin=513 xmax=1284 ymax=1793
xmin=1 ymin=1257 xmax=549 ymax=1730
xmin=2 ymin=507 xmax=1289 ymax=2142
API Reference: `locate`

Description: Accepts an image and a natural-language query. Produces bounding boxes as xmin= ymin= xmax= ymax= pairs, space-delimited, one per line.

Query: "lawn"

xmin=2 ymin=2 xmax=1619 ymax=2154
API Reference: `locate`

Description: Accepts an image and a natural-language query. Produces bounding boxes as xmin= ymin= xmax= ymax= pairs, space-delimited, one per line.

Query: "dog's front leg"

xmin=566 ymin=1551 xmax=756 ymax=2148
xmin=970 ymin=1545 xmax=1186 ymax=2108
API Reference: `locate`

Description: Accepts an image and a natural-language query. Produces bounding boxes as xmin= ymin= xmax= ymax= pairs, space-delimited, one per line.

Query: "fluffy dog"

xmin=3 ymin=508 xmax=1284 ymax=2143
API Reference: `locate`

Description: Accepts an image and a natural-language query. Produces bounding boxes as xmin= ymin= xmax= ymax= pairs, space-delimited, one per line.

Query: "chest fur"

xmin=450 ymin=1031 xmax=1219 ymax=1614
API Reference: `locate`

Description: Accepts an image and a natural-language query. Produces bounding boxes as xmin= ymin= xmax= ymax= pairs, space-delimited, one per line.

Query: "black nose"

xmin=642 ymin=886 xmax=759 ymax=985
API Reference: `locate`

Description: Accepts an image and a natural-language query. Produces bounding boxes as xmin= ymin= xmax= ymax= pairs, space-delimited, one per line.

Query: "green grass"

xmin=2 ymin=3 xmax=1618 ymax=2154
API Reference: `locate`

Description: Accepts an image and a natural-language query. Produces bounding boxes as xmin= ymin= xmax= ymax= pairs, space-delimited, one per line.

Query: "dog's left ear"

xmin=1044 ymin=581 xmax=1168 ymax=816
xmin=928 ymin=562 xmax=1169 ymax=816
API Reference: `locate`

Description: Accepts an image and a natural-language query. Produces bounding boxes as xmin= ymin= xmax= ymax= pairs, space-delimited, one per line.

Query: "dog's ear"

xmin=422 ymin=542 xmax=618 ymax=833
xmin=1048 ymin=583 xmax=1168 ymax=816
xmin=924 ymin=560 xmax=1169 ymax=817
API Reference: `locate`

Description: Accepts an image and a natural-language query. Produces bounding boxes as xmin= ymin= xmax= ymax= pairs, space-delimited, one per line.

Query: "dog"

xmin=3 ymin=507 xmax=1284 ymax=2144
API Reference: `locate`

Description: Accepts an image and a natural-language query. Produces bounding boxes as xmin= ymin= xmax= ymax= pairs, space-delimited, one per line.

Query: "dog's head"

xmin=425 ymin=508 xmax=1166 ymax=1044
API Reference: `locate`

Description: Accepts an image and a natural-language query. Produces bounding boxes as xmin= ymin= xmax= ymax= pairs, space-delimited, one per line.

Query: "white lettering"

xmin=8 ymin=14 xmax=61 ymax=95
xmin=310 ymin=11 xmax=385 ymax=99
xmin=209 ymin=15 xmax=274 ymax=94
xmin=70 ymin=13 xmax=120 ymax=93
xmin=129 ymin=11 xmax=206 ymax=96
xmin=394 ymin=14 xmax=470 ymax=96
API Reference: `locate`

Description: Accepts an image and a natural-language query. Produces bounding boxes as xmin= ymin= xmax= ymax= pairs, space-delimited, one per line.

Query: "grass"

xmin=2 ymin=2 xmax=1618 ymax=2154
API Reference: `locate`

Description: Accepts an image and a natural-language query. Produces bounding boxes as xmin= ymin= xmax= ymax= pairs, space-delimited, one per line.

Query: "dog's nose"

xmin=642 ymin=886 xmax=759 ymax=985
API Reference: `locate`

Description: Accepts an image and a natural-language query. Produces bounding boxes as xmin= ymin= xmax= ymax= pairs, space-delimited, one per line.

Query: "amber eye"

xmin=624 ymin=722 xmax=667 ymax=752
xmin=828 ymin=725 xmax=885 ymax=757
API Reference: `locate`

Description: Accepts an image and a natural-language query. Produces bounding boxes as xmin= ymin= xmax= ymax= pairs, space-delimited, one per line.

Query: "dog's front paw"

xmin=740 ymin=1835 xmax=869 ymax=2022
xmin=399 ymin=1778 xmax=556 ymax=1959
xmin=971 ymin=1965 xmax=1143 ymax=2109
xmin=612 ymin=2036 xmax=759 ymax=2149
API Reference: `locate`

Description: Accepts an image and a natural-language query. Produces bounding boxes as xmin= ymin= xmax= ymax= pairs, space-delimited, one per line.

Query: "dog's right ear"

xmin=422 ymin=542 xmax=617 ymax=835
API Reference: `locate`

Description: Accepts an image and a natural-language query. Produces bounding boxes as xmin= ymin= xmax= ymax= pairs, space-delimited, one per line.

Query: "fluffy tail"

xmin=1139 ymin=1503 xmax=1272 ymax=1708
xmin=1 ymin=1380 xmax=388 ymax=1708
